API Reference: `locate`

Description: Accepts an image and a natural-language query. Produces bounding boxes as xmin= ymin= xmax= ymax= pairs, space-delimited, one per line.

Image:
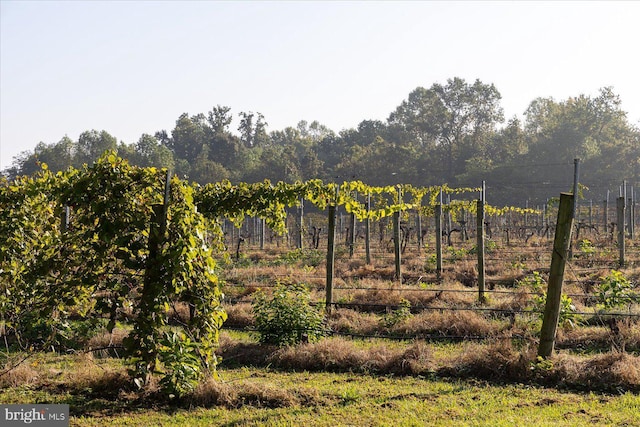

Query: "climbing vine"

xmin=1 ymin=151 xmax=540 ymax=395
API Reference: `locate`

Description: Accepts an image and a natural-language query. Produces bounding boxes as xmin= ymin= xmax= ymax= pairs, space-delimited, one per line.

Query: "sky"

xmin=1 ymin=1 xmax=639 ymax=170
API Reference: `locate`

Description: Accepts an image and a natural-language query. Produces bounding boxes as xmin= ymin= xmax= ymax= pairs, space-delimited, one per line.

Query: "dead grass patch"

xmin=550 ymin=351 xmax=640 ymax=392
xmin=0 ymin=358 xmax=39 ymax=388
xmin=224 ymin=302 xmax=254 ymax=327
xmin=442 ymin=340 xmax=533 ymax=383
xmin=327 ymin=309 xmax=380 ymax=335
xmin=191 ymin=377 xmax=323 ymax=408
xmin=393 ymin=310 xmax=499 ymax=338
xmin=268 ymin=337 xmax=434 ymax=375
xmin=86 ymin=327 xmax=128 ymax=358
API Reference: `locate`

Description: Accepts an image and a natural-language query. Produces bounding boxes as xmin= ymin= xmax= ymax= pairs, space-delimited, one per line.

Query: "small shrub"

xmin=532 ymin=293 xmax=581 ymax=328
xmin=381 ymin=299 xmax=412 ymax=328
xmin=274 ymin=249 xmax=324 ymax=267
xmin=578 ymin=239 xmax=596 ymax=257
xmin=252 ymin=283 xmax=326 ymax=346
xmin=597 ymin=270 xmax=637 ymax=310
xmin=517 ymin=271 xmax=546 ymax=292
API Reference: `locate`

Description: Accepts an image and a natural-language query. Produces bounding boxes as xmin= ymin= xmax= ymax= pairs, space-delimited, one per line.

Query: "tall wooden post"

xmin=417 ymin=210 xmax=423 ymax=255
xmin=326 ymin=204 xmax=336 ymax=314
xmin=393 ymin=211 xmax=401 ymax=282
xmin=477 ymin=199 xmax=486 ymax=304
xmin=538 ymin=192 xmax=574 ymax=358
xmin=435 ymin=203 xmax=443 ymax=279
xmin=297 ymin=198 xmax=304 ymax=249
xmin=604 ymin=190 xmax=609 ymax=234
xmin=349 ymin=211 xmax=356 ymax=259
xmin=365 ymin=193 xmax=371 ymax=265
xmin=477 ymin=181 xmax=486 ymax=303
xmin=617 ymin=196 xmax=626 ymax=266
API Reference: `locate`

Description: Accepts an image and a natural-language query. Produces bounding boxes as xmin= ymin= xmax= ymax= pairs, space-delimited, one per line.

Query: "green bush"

xmin=597 ymin=270 xmax=637 ymax=310
xmin=274 ymin=248 xmax=324 ymax=267
xmin=252 ymin=283 xmax=326 ymax=346
xmin=381 ymin=299 xmax=412 ymax=328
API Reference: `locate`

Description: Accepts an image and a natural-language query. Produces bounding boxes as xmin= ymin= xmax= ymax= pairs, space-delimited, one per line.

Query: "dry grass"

xmin=223 ymin=302 xmax=254 ymax=327
xmin=191 ymin=378 xmax=303 ymax=408
xmin=191 ymin=377 xmax=326 ymax=408
xmin=86 ymin=327 xmax=128 ymax=358
xmin=550 ymin=351 xmax=640 ymax=392
xmin=327 ymin=309 xmax=380 ymax=335
xmin=268 ymin=337 xmax=435 ymax=375
xmin=441 ymin=340 xmax=534 ymax=383
xmin=392 ymin=310 xmax=500 ymax=338
xmin=0 ymin=358 xmax=39 ymax=388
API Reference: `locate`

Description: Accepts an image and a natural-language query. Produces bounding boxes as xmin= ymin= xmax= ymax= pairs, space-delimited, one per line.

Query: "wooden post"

xmin=326 ymin=204 xmax=336 ymax=314
xmin=435 ymin=203 xmax=443 ymax=279
xmin=618 ymin=196 xmax=626 ymax=266
xmin=604 ymin=191 xmax=609 ymax=234
xmin=628 ymin=188 xmax=634 ymax=239
xmin=260 ymin=218 xmax=265 ymax=250
xmin=393 ymin=210 xmax=401 ymax=282
xmin=477 ymin=199 xmax=486 ymax=304
xmin=538 ymin=192 xmax=574 ymax=358
xmin=61 ymin=205 xmax=70 ymax=231
xmin=365 ymin=193 xmax=371 ymax=265
xmin=349 ymin=211 xmax=356 ymax=258
xmin=416 ymin=210 xmax=423 ymax=255
xmin=297 ymin=198 xmax=304 ymax=249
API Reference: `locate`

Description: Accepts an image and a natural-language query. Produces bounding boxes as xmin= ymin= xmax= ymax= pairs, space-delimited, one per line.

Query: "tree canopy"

xmin=5 ymin=78 xmax=639 ymax=205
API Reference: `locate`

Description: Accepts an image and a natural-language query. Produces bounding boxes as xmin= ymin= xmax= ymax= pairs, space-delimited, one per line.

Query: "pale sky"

xmin=1 ymin=1 xmax=639 ymax=170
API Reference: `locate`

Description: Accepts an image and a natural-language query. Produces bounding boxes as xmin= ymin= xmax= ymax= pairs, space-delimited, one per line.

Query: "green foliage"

xmin=381 ymin=299 xmax=413 ymax=328
xmin=446 ymin=246 xmax=468 ymax=261
xmin=578 ymin=239 xmax=596 ymax=257
xmin=252 ymin=283 xmax=326 ymax=346
xmin=1 ymin=153 xmax=226 ymax=396
xmin=597 ymin=270 xmax=637 ymax=310
xmin=517 ymin=271 xmax=546 ymax=292
xmin=274 ymin=248 xmax=324 ymax=267
xmin=532 ymin=293 xmax=580 ymax=328
xmin=156 ymin=331 xmax=203 ymax=397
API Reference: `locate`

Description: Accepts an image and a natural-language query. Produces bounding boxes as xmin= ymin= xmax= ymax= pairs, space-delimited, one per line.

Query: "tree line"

xmin=5 ymin=77 xmax=639 ymax=205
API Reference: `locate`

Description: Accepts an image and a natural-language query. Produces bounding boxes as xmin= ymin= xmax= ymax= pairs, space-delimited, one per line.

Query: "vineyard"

xmin=2 ymin=153 xmax=640 ymax=424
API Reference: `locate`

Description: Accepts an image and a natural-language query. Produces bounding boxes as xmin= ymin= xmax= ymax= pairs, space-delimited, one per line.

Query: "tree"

xmin=389 ymin=77 xmax=504 ymax=183
xmin=77 ymin=130 xmax=118 ymax=165
xmin=238 ymin=112 xmax=269 ymax=148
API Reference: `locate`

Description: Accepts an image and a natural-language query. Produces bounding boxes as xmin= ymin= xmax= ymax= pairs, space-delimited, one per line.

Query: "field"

xmin=2 ymin=217 xmax=640 ymax=426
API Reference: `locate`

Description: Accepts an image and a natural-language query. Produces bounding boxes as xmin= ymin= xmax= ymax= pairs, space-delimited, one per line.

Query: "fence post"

xmin=435 ymin=203 xmax=443 ymax=279
xmin=297 ymin=198 xmax=304 ymax=249
xmin=538 ymin=192 xmax=574 ymax=358
xmin=349 ymin=205 xmax=356 ymax=259
xmin=326 ymin=203 xmax=336 ymax=314
xmin=365 ymin=193 xmax=371 ymax=265
xmin=477 ymin=197 xmax=486 ymax=303
xmin=61 ymin=205 xmax=70 ymax=231
xmin=628 ymin=188 xmax=634 ymax=240
xmin=417 ymin=210 xmax=423 ymax=255
xmin=617 ymin=196 xmax=626 ymax=266
xmin=393 ymin=211 xmax=401 ymax=282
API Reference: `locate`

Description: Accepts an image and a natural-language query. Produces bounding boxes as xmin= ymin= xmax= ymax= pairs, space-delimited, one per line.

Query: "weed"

xmin=381 ymin=299 xmax=412 ymax=328
xmin=597 ymin=270 xmax=637 ymax=310
xmin=252 ymin=283 xmax=326 ymax=346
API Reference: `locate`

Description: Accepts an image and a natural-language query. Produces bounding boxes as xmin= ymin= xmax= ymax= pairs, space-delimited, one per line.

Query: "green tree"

xmin=77 ymin=130 xmax=118 ymax=165
xmin=389 ymin=77 xmax=504 ymax=183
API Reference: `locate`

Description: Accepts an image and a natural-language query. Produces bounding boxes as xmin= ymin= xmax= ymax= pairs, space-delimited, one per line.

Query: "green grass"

xmin=70 ymin=369 xmax=639 ymax=426
xmin=2 ymin=351 xmax=639 ymax=427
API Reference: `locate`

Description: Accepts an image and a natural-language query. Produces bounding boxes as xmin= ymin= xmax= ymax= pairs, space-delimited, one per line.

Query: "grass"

xmin=4 ymin=236 xmax=640 ymax=425
xmin=3 ymin=358 xmax=639 ymax=426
